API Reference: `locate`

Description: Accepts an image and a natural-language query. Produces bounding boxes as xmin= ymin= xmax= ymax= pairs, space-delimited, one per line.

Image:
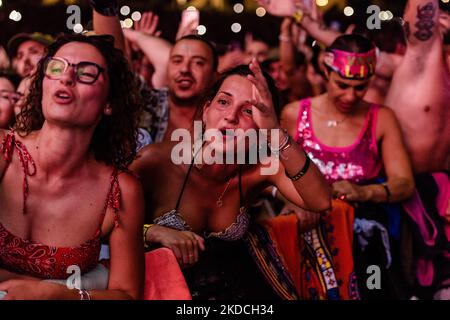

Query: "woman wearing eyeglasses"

xmin=0 ymin=70 xmax=20 ymax=129
xmin=0 ymin=34 xmax=144 ymax=300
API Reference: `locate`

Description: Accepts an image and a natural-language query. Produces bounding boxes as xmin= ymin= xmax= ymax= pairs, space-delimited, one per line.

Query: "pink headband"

xmin=324 ymin=48 xmax=377 ymax=80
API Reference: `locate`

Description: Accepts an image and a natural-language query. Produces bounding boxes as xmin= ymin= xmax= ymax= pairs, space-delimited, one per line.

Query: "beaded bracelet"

xmin=285 ymin=152 xmax=311 ymax=181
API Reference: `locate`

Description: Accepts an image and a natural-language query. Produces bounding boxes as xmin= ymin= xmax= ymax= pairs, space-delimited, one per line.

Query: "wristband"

xmin=89 ymin=0 xmax=118 ymax=17
xmin=381 ymin=182 xmax=391 ymax=203
xmin=285 ymin=152 xmax=311 ymax=181
xmin=143 ymin=224 xmax=155 ymax=249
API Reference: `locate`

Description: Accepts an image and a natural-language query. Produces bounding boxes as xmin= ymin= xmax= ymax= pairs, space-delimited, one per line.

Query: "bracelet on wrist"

xmin=78 ymin=289 xmax=91 ymax=300
xmin=285 ymin=151 xmax=311 ymax=181
xmin=268 ymin=129 xmax=290 ymax=154
xmin=381 ymin=183 xmax=391 ymax=203
xmin=143 ymin=224 xmax=155 ymax=249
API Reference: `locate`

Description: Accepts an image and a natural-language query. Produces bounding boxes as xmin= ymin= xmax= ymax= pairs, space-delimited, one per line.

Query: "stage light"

xmin=123 ymin=18 xmax=133 ymax=28
xmin=233 ymin=3 xmax=244 ymax=14
xmin=120 ymin=6 xmax=130 ymax=16
xmin=73 ymin=24 xmax=83 ymax=34
xmin=316 ymin=0 xmax=328 ymax=7
xmin=344 ymin=6 xmax=354 ymax=17
xmin=386 ymin=10 xmax=394 ymax=20
xmin=256 ymin=7 xmax=266 ymax=17
xmin=9 ymin=10 xmax=22 ymax=22
xmin=231 ymin=22 xmax=242 ymax=33
xmin=131 ymin=11 xmax=142 ymax=21
xmin=197 ymin=25 xmax=206 ymax=35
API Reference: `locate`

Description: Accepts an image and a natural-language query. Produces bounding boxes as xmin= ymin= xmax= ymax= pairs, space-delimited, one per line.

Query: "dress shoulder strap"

xmin=174 ymin=161 xmax=195 ymax=211
xmin=294 ymin=98 xmax=312 ymax=142
xmin=102 ymin=167 xmax=121 ymax=228
xmin=0 ymin=132 xmax=36 ymax=214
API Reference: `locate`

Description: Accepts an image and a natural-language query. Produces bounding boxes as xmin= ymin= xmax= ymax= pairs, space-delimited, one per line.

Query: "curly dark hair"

xmin=14 ymin=34 xmax=143 ymax=169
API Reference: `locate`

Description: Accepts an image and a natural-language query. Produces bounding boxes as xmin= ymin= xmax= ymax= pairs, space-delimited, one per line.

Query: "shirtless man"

xmin=385 ymin=0 xmax=449 ymax=173
xmin=260 ymin=0 xmax=449 ymax=173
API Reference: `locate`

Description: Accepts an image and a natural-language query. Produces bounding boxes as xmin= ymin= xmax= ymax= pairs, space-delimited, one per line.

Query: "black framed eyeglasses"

xmin=44 ymin=57 xmax=105 ymax=84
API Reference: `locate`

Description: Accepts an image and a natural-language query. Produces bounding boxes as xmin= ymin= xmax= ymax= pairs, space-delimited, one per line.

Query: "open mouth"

xmin=219 ymin=128 xmax=236 ymax=140
xmin=53 ymin=89 xmax=74 ymax=104
xmin=176 ymin=78 xmax=194 ymax=88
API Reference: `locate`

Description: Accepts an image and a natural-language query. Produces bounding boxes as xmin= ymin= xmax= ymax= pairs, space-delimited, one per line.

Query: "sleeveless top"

xmin=0 ymin=132 xmax=121 ymax=279
xmin=295 ymin=98 xmax=382 ymax=184
xmin=154 ymin=161 xmax=250 ymax=241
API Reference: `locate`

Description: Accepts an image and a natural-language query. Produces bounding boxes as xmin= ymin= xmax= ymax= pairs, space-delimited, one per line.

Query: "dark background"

xmin=1 ymin=0 xmax=446 ymax=48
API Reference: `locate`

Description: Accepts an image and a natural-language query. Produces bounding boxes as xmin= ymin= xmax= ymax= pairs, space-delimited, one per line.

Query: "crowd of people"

xmin=0 ymin=0 xmax=448 ymax=300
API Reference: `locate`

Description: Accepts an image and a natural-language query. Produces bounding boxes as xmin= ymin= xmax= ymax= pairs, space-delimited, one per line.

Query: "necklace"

xmin=191 ymin=141 xmax=236 ymax=207
xmin=216 ymin=175 xmax=235 ymax=207
xmin=326 ymin=118 xmax=347 ymax=127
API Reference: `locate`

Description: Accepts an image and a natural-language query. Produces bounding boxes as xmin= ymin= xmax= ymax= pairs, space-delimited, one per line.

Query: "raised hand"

xmin=247 ymin=58 xmax=279 ymax=130
xmin=135 ymin=12 xmax=162 ymax=37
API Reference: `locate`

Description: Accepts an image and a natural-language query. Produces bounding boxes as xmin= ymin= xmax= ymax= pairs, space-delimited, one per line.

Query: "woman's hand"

xmin=148 ymin=225 xmax=205 ymax=268
xmin=0 ymin=279 xmax=67 ymax=300
xmin=332 ymin=180 xmax=371 ymax=202
xmin=247 ymin=58 xmax=279 ymax=130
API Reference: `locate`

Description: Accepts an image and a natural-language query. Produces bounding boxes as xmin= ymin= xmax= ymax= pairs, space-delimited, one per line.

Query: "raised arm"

xmin=123 ymin=29 xmax=172 ymax=89
xmin=279 ymin=18 xmax=297 ymax=76
xmin=296 ymin=14 xmax=341 ymax=48
xmin=248 ymin=59 xmax=331 ymax=213
xmin=403 ymin=0 xmax=441 ymax=49
xmin=90 ymin=0 xmax=125 ymax=52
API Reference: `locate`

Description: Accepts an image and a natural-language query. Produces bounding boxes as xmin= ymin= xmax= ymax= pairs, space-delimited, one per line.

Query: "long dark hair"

xmin=15 ymin=34 xmax=142 ymax=169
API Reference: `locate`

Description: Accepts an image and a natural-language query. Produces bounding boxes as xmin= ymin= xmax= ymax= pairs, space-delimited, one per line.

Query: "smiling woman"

xmin=0 ymin=34 xmax=145 ymax=300
xmin=131 ymin=61 xmax=333 ymax=300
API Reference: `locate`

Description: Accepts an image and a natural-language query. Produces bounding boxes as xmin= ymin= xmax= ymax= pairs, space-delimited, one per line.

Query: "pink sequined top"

xmin=294 ymin=98 xmax=382 ymax=184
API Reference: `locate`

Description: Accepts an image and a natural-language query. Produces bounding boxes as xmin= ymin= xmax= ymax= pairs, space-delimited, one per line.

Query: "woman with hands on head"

xmin=131 ymin=58 xmax=331 ymax=299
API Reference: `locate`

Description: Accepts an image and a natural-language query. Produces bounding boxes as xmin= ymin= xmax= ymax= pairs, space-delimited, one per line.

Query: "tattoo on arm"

xmin=414 ymin=2 xmax=436 ymax=41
